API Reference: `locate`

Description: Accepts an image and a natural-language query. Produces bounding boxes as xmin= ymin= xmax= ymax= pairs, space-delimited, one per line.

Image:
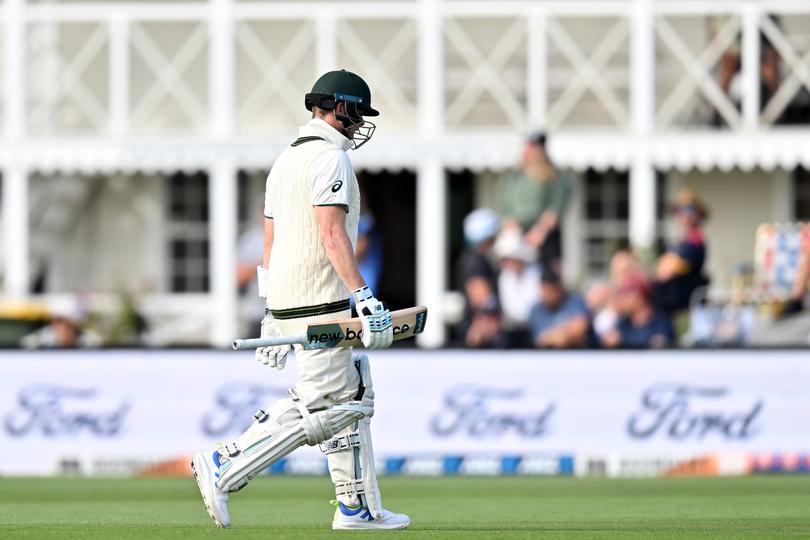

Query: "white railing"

xmin=3 ymin=0 xmax=808 ymax=140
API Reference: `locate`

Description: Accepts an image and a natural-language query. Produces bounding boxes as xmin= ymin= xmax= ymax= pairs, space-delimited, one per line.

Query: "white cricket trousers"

xmin=274 ymin=310 xmax=364 ymax=506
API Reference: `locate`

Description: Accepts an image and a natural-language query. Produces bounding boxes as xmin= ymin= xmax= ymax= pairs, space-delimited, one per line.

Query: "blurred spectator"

xmin=236 ymin=211 xmax=265 ymax=338
xmin=493 ymin=228 xmax=540 ymax=348
xmin=652 ymin=188 xmax=709 ymax=314
xmin=610 ymin=249 xmax=642 ymax=286
xmin=456 ymin=209 xmax=503 ymax=347
xmin=587 ymin=249 xmax=643 ymax=342
xmin=464 ymin=296 xmax=508 ymax=349
xmin=585 ymin=280 xmax=616 ymax=344
xmin=687 ymin=262 xmax=757 ymax=346
xmin=604 ymin=273 xmax=675 ymax=349
xmin=20 ymin=298 xmax=99 ymax=349
xmin=715 ymin=40 xmax=741 ymax=125
xmin=527 ymin=271 xmax=589 ymax=349
xmin=714 ymin=17 xmax=810 ymax=126
xmin=496 ymin=132 xmax=571 ymax=274
xmin=357 ymin=213 xmax=383 ymax=294
xmin=785 ymin=250 xmax=810 ymax=315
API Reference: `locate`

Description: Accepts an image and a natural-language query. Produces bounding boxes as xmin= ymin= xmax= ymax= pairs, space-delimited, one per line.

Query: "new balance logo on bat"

xmin=308 ymin=324 xmax=413 ymax=345
xmin=310 ymin=329 xmax=344 ymax=345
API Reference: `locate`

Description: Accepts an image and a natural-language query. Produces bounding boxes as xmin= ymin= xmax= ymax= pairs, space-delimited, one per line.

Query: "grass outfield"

xmin=1 ymin=476 xmax=809 ymax=539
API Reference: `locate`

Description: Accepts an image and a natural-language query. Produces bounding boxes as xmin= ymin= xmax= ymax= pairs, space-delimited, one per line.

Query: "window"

xmin=166 ymin=172 xmax=209 ymax=292
xmin=582 ymin=170 xmax=666 ymax=276
xmin=583 ymin=169 xmax=629 ymax=275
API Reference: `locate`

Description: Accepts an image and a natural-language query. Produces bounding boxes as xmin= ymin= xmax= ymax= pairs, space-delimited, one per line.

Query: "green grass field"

xmin=1 ymin=476 xmax=809 ymax=539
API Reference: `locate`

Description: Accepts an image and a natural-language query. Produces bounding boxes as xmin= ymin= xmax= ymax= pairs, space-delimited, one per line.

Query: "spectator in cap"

xmin=603 ymin=273 xmax=675 ymax=349
xmin=495 ymin=132 xmax=571 ymax=275
xmin=455 ymin=209 xmax=503 ymax=347
xmin=493 ymin=228 xmax=541 ymax=348
xmin=652 ymin=188 xmax=710 ymax=314
xmin=527 ymin=270 xmax=590 ymax=348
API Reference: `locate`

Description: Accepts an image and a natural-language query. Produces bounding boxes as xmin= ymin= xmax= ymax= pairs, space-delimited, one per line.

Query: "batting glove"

xmin=353 ymin=286 xmax=393 ymax=349
xmin=255 ymin=313 xmax=292 ymax=370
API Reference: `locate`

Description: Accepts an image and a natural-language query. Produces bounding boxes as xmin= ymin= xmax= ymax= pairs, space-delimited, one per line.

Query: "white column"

xmin=418 ymin=0 xmax=443 ymax=134
xmin=416 ymin=159 xmax=445 ymax=348
xmin=209 ymin=0 xmax=234 ymax=137
xmin=108 ymin=15 xmax=130 ymax=137
xmin=416 ymin=0 xmax=445 ymax=347
xmin=208 ymin=0 xmax=238 ymax=347
xmin=527 ymin=7 xmax=547 ymax=130
xmin=629 ymin=159 xmax=656 ymax=250
xmin=3 ymin=0 xmax=29 ymax=297
xmin=629 ymin=0 xmax=656 ymax=251
xmin=630 ymin=0 xmax=654 ymax=135
xmin=209 ymin=160 xmax=238 ymax=347
xmin=315 ymin=11 xmax=338 ymax=75
xmin=741 ymin=4 xmax=760 ymax=130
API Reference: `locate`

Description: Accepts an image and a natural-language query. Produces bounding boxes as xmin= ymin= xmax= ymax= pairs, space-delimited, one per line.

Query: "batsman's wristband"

xmin=353 ymin=286 xmax=373 ymax=303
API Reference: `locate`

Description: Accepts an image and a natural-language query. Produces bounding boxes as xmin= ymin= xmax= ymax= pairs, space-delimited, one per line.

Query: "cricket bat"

xmin=232 ymin=306 xmax=428 ymax=351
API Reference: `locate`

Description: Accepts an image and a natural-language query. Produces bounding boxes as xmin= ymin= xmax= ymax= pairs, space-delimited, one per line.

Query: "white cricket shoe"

xmin=331 ymin=501 xmax=410 ymax=530
xmin=191 ymin=451 xmax=231 ymax=528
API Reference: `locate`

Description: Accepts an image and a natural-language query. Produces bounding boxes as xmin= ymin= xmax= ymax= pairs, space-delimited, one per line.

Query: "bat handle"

xmin=231 ymin=333 xmax=307 ymax=351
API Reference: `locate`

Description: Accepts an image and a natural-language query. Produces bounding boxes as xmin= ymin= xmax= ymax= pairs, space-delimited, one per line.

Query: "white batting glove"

xmin=255 ymin=313 xmax=292 ymax=370
xmin=353 ymin=286 xmax=393 ymax=349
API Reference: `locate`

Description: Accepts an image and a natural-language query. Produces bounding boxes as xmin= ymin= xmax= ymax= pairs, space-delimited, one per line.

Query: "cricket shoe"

xmin=191 ymin=451 xmax=231 ymax=528
xmin=331 ymin=501 xmax=410 ymax=530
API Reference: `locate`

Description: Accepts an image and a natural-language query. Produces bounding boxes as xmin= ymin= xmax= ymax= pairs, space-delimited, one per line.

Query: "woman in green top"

xmin=496 ymin=133 xmax=570 ymax=274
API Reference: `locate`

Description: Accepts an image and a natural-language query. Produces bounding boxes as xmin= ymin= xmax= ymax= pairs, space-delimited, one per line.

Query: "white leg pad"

xmin=216 ymin=403 xmax=367 ymax=493
xmin=323 ymin=354 xmax=384 ymax=519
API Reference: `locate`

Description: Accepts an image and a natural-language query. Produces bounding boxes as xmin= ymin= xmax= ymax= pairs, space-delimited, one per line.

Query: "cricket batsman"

xmin=190 ymin=70 xmax=409 ymax=530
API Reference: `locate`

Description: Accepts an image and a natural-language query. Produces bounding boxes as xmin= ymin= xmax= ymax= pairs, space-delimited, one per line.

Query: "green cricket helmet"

xmin=305 ymin=69 xmax=378 ymax=149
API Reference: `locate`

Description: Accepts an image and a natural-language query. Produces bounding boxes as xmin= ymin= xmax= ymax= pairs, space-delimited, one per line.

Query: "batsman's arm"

xmin=314 ymin=205 xmax=366 ymax=291
xmin=315 ymin=205 xmax=393 ymax=349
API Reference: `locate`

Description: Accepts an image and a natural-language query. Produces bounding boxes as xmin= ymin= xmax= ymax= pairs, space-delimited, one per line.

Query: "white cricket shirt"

xmin=263 ymin=118 xmax=361 ymax=314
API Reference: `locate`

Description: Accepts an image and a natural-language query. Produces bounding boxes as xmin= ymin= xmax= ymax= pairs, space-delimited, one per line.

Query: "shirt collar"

xmin=299 ymin=118 xmax=352 ymax=151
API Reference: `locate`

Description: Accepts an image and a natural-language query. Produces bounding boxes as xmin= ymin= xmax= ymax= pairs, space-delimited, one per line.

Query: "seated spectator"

xmin=464 ymin=296 xmax=508 ymax=349
xmin=653 ymin=188 xmax=710 ymax=314
xmin=527 ymin=271 xmax=589 ymax=348
xmin=586 ymin=250 xmax=643 ymax=343
xmin=456 ymin=208 xmax=502 ymax=347
xmin=610 ymin=248 xmax=642 ymax=286
xmin=493 ymin=229 xmax=540 ymax=347
xmin=585 ymin=280 xmax=615 ymax=344
xmin=20 ymin=298 xmax=99 ymax=349
xmin=604 ymin=273 xmax=675 ymax=349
